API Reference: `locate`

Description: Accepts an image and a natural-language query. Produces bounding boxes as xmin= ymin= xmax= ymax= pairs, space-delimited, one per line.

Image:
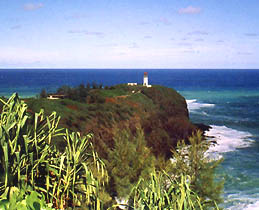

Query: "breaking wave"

xmin=206 ymin=125 xmax=254 ymax=154
xmin=186 ymin=99 xmax=215 ymax=112
xmin=244 ymin=201 xmax=259 ymax=210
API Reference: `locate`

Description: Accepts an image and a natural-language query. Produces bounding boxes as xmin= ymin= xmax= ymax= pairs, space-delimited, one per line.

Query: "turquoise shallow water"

xmin=1 ymin=69 xmax=259 ymax=209
xmin=181 ymin=89 xmax=259 ymax=209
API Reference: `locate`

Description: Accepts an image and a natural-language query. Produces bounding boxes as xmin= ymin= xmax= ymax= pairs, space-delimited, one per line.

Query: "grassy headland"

xmin=0 ymin=84 xmax=223 ymax=209
xmin=27 ymin=84 xmax=196 ymax=159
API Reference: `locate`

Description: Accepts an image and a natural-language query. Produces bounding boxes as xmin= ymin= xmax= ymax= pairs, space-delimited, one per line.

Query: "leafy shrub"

xmin=0 ymin=189 xmax=52 ymax=210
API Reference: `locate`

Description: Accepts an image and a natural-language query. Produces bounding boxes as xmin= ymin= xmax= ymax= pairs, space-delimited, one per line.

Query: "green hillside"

xmin=0 ymin=86 xmax=223 ymax=209
xmin=26 ymin=84 xmax=196 ymax=159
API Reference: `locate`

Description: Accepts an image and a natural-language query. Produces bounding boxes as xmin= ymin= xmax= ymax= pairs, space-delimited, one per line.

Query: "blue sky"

xmin=1 ymin=0 xmax=259 ymax=68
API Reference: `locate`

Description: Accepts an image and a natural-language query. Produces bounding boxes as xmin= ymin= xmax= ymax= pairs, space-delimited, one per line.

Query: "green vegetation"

xmin=171 ymin=132 xmax=224 ymax=209
xmin=0 ymin=94 xmax=106 ymax=209
xmin=29 ymin=84 xmax=195 ymax=158
xmin=0 ymin=85 xmax=224 ymax=209
xmin=105 ymin=129 xmax=155 ymax=198
xmin=131 ymin=172 xmax=205 ymax=210
xmin=0 ymin=190 xmax=51 ymax=210
xmin=40 ymin=83 xmax=105 ymax=102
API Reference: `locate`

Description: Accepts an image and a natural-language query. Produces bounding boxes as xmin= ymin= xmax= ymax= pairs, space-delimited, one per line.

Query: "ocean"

xmin=1 ymin=68 xmax=259 ymax=209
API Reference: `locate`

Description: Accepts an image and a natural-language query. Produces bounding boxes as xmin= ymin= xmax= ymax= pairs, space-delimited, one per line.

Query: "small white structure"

xmin=143 ymin=72 xmax=152 ymax=87
xmin=47 ymin=94 xmax=65 ymax=100
xmin=127 ymin=83 xmax=137 ymax=86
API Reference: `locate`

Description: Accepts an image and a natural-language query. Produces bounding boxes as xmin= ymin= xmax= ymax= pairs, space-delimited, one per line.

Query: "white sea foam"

xmin=244 ymin=201 xmax=259 ymax=210
xmin=225 ymin=198 xmax=259 ymax=210
xmin=206 ymin=125 xmax=254 ymax=154
xmin=186 ymin=99 xmax=215 ymax=112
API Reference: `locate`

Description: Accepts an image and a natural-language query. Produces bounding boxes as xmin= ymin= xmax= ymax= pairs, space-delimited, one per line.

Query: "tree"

xmin=92 ymin=82 xmax=98 ymax=89
xmin=57 ymin=85 xmax=71 ymax=95
xmin=40 ymin=88 xmax=47 ymax=98
xmin=106 ymin=128 xmax=155 ymax=199
xmin=86 ymin=82 xmax=91 ymax=90
xmin=170 ymin=131 xmax=224 ymax=209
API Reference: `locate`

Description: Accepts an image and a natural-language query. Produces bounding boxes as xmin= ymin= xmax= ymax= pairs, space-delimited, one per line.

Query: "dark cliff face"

xmin=26 ymin=84 xmax=196 ymax=159
xmin=138 ymin=86 xmax=195 ymax=158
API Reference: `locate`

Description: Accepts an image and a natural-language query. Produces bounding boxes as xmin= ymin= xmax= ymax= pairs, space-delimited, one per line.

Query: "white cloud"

xmin=144 ymin=35 xmax=152 ymax=39
xmin=178 ymin=42 xmax=192 ymax=47
xmin=195 ymin=38 xmax=204 ymax=42
xmin=0 ymin=47 xmax=61 ymax=64
xmin=244 ymin=33 xmax=258 ymax=37
xmin=68 ymin=30 xmax=86 ymax=34
xmin=129 ymin=42 xmax=139 ymax=49
xmin=188 ymin=31 xmax=208 ymax=35
xmin=23 ymin=3 xmax=43 ymax=11
xmin=182 ymin=50 xmax=199 ymax=54
xmin=68 ymin=30 xmax=104 ymax=37
xmin=65 ymin=13 xmax=88 ymax=20
xmin=10 ymin=25 xmax=21 ymax=30
xmin=85 ymin=31 xmax=104 ymax=36
xmin=139 ymin=21 xmax=150 ymax=25
xmin=108 ymin=45 xmax=200 ymax=59
xmin=237 ymin=52 xmax=253 ymax=55
xmin=158 ymin=17 xmax=171 ymax=25
xmin=178 ymin=6 xmax=201 ymax=14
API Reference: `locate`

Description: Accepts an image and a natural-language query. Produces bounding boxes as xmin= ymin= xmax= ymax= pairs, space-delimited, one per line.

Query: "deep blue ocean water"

xmin=1 ymin=68 xmax=259 ymax=209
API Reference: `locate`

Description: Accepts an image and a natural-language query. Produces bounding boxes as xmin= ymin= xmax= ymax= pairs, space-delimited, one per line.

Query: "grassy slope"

xmin=25 ymin=84 xmax=196 ymax=159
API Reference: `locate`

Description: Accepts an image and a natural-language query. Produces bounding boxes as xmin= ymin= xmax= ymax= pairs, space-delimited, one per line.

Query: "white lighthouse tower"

xmin=143 ymin=72 xmax=152 ymax=87
xmin=143 ymin=72 xmax=148 ymax=86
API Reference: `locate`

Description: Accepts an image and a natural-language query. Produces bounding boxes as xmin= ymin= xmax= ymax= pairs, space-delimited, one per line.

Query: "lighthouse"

xmin=143 ymin=72 xmax=148 ymax=86
xmin=143 ymin=72 xmax=152 ymax=87
xmin=128 ymin=72 xmax=151 ymax=87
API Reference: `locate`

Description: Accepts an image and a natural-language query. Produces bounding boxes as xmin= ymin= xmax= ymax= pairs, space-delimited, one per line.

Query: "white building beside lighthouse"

xmin=127 ymin=72 xmax=152 ymax=87
xmin=143 ymin=72 xmax=152 ymax=87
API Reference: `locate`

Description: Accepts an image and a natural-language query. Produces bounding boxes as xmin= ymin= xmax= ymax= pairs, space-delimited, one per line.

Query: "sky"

xmin=1 ymin=0 xmax=259 ymax=69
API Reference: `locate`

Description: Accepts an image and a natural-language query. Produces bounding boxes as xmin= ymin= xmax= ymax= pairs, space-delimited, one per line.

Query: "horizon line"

xmin=1 ymin=68 xmax=259 ymax=70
